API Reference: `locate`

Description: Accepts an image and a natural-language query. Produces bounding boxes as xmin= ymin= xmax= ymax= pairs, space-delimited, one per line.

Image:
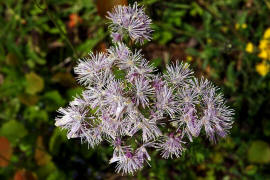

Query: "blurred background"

xmin=1 ymin=0 xmax=270 ymax=179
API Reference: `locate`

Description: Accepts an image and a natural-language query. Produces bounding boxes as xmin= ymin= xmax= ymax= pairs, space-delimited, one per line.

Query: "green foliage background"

xmin=1 ymin=0 xmax=270 ymax=179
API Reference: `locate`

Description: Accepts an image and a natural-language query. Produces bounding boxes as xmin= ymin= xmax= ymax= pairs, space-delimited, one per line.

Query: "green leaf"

xmin=47 ymin=171 xmax=66 ymax=180
xmin=66 ymin=87 xmax=83 ymax=101
xmin=225 ymin=61 xmax=237 ymax=92
xmin=236 ymin=11 xmax=248 ymax=24
xmin=0 ymin=120 xmax=28 ymax=144
xmin=159 ymin=30 xmax=173 ymax=45
xmin=244 ymin=165 xmax=258 ymax=175
xmin=26 ymin=42 xmax=46 ymax=66
xmin=190 ymin=2 xmax=203 ymax=16
xmin=36 ymin=162 xmax=57 ymax=179
xmin=6 ymin=53 xmax=19 ymax=66
xmin=0 ymin=98 xmax=21 ymax=120
xmin=200 ymin=47 xmax=217 ymax=62
xmin=113 ymin=67 xmax=126 ymax=80
xmin=151 ymin=58 xmax=163 ymax=68
xmin=23 ymin=106 xmax=48 ymax=123
xmin=212 ymin=152 xmax=223 ymax=164
xmin=25 ymin=72 xmax=44 ymax=95
xmin=248 ymin=140 xmax=270 ymax=164
xmin=43 ymin=91 xmax=66 ymax=111
xmin=77 ymin=28 xmax=105 ymax=53
xmin=195 ymin=152 xmax=205 ymax=163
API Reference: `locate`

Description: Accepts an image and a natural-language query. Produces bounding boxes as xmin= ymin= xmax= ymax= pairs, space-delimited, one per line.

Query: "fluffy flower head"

xmin=55 ymin=2 xmax=234 ymax=175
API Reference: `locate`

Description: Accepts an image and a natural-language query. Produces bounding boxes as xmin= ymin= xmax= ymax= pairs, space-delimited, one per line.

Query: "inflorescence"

xmin=55 ymin=2 xmax=234 ymax=175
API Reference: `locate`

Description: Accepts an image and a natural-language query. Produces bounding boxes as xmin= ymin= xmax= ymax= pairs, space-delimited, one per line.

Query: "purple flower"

xmin=156 ymin=84 xmax=177 ymax=118
xmin=200 ymin=88 xmax=234 ymax=143
xmin=158 ymin=133 xmax=185 ymax=159
xmin=86 ymin=125 xmax=103 ymax=148
xmin=74 ymin=52 xmax=110 ymax=86
xmin=127 ymin=58 xmax=156 ymax=82
xmin=119 ymin=49 xmax=142 ymax=70
xmin=177 ymin=106 xmax=200 ymax=142
xmin=107 ymin=2 xmax=152 ymax=44
xmin=108 ymin=42 xmax=130 ymax=63
xmin=164 ymin=61 xmax=193 ymax=86
xmin=55 ymin=102 xmax=91 ymax=139
xmin=133 ymin=78 xmax=154 ymax=108
xmin=111 ymin=32 xmax=123 ymax=42
xmin=129 ymin=114 xmax=162 ymax=142
xmin=177 ymin=88 xmax=199 ymax=108
xmin=111 ymin=138 xmax=132 ymax=159
xmin=152 ymin=75 xmax=165 ymax=91
xmin=100 ymin=114 xmax=121 ymax=139
xmin=104 ymin=80 xmax=126 ymax=117
xmin=136 ymin=145 xmax=151 ymax=164
xmin=82 ymin=86 xmax=105 ymax=110
xmin=191 ymin=77 xmax=215 ymax=96
xmin=110 ymin=150 xmax=143 ymax=175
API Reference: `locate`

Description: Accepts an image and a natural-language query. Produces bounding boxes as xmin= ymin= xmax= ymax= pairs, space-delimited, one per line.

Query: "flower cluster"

xmin=55 ymin=2 xmax=234 ymax=175
xmin=255 ymin=28 xmax=270 ymax=76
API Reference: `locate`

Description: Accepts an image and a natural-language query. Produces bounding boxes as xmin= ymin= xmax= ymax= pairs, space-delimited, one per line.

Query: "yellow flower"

xmin=256 ymin=62 xmax=269 ymax=76
xmin=258 ymin=38 xmax=270 ymax=60
xmin=245 ymin=42 xmax=254 ymax=53
xmin=235 ymin=23 xmax=240 ymax=30
xmin=186 ymin=55 xmax=193 ymax=62
xmin=263 ymin=28 xmax=270 ymax=39
xmin=241 ymin=24 xmax=247 ymax=29
xmin=259 ymin=39 xmax=269 ymax=50
xmin=221 ymin=26 xmax=228 ymax=33
xmin=258 ymin=50 xmax=269 ymax=59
